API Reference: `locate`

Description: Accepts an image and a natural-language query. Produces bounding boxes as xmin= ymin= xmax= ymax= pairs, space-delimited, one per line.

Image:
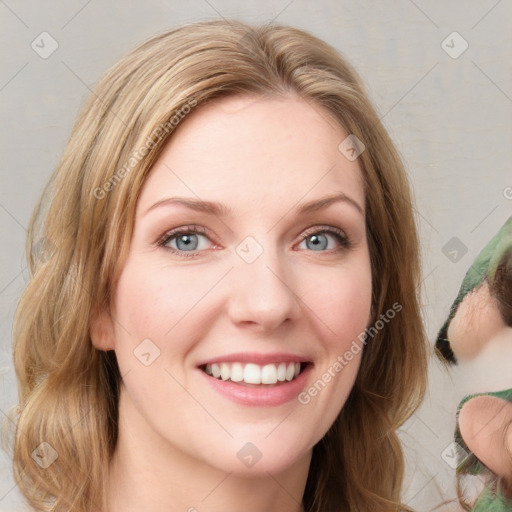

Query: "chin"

xmin=204 ymin=439 xmax=312 ymax=477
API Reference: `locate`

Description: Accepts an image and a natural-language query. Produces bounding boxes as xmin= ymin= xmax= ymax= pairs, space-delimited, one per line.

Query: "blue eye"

xmin=302 ymin=232 xmax=331 ymax=251
xmin=173 ymin=233 xmax=201 ymax=251
xmin=158 ymin=226 xmax=212 ymax=258
xmin=297 ymin=228 xmax=351 ymax=252
xmin=157 ymin=225 xmax=351 ymax=259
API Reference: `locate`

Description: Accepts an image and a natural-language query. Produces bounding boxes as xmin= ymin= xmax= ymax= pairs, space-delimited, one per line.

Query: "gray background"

xmin=1 ymin=1 xmax=511 ymax=510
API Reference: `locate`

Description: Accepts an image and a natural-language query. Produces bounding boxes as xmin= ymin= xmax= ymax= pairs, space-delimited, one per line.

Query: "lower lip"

xmin=199 ymin=365 xmax=313 ymax=407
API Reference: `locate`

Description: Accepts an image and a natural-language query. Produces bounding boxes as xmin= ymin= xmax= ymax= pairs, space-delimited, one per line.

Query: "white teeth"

xmin=230 ymin=362 xmax=244 ymax=382
xmin=261 ymin=364 xmax=277 ymax=385
xmin=211 ymin=363 xmax=221 ymax=378
xmin=244 ymin=363 xmax=261 ymax=384
xmin=220 ymin=363 xmax=230 ymax=381
xmin=277 ymin=363 xmax=287 ymax=382
xmin=285 ymin=362 xmax=295 ymax=381
xmin=203 ymin=361 xmax=303 ymax=385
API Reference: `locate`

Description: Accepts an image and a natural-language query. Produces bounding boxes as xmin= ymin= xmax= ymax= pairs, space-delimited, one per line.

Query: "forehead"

xmin=137 ymin=94 xmax=365 ymax=215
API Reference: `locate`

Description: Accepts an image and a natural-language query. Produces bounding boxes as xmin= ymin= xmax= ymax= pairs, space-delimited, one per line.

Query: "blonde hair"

xmin=5 ymin=19 xmax=427 ymax=512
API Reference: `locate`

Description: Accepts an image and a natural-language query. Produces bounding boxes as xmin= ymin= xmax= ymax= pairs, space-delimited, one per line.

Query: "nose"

xmin=227 ymin=244 xmax=302 ymax=332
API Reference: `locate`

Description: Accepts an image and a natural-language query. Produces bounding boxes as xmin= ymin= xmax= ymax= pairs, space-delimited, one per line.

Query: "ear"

xmin=90 ymin=308 xmax=116 ymax=351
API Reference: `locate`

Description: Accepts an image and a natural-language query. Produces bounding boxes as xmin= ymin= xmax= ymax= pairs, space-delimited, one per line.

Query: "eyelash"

xmin=156 ymin=224 xmax=353 ymax=259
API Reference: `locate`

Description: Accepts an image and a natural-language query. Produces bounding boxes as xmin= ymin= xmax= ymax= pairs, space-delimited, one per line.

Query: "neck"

xmin=107 ymin=385 xmax=310 ymax=512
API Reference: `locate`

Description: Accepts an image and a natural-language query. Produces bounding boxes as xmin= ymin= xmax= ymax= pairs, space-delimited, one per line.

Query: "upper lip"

xmin=196 ymin=352 xmax=312 ymax=367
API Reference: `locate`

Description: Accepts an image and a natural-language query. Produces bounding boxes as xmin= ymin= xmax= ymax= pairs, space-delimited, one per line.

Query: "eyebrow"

xmin=144 ymin=192 xmax=364 ymax=217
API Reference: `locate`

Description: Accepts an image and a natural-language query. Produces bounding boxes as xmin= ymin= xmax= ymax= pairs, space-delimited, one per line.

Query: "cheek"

xmin=332 ymin=277 xmax=372 ymax=336
xmin=113 ymin=258 xmax=210 ymax=343
xmin=294 ymin=264 xmax=371 ymax=443
xmin=111 ymin=260 xmax=207 ymax=404
xmin=301 ymin=261 xmax=373 ymax=347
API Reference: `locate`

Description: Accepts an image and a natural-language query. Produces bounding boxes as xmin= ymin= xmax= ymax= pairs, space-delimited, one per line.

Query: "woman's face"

xmin=96 ymin=94 xmax=372 ymax=475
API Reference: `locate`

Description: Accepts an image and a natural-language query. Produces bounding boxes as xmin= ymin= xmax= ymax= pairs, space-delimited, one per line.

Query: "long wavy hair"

xmin=4 ymin=19 xmax=427 ymax=512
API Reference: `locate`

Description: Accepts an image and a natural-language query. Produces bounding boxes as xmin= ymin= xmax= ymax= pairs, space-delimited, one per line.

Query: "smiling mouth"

xmin=200 ymin=362 xmax=310 ymax=386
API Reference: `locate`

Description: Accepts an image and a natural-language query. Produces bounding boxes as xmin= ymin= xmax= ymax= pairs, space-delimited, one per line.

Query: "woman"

xmin=6 ymin=19 xmax=427 ymax=512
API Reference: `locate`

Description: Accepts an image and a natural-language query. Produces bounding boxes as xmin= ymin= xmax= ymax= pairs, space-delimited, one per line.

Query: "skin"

xmin=448 ymin=281 xmax=512 ymax=496
xmin=447 ymin=281 xmax=506 ymax=361
xmin=91 ymin=93 xmax=372 ymax=512
xmin=458 ymin=395 xmax=512 ymax=495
